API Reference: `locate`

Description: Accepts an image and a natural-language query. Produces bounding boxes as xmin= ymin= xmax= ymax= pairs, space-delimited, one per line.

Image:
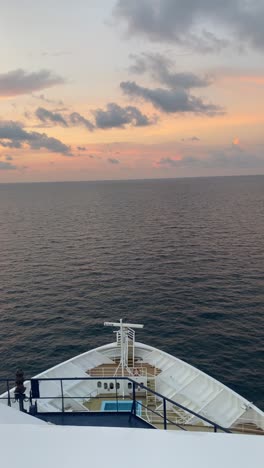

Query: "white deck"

xmin=0 ymin=424 xmax=263 ymax=468
xmin=0 ymin=402 xmax=47 ymax=425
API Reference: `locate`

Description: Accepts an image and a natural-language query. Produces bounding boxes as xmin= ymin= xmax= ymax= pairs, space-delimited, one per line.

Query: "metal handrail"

xmin=129 ymin=397 xmax=187 ymax=431
xmin=0 ymin=377 xmax=231 ymax=433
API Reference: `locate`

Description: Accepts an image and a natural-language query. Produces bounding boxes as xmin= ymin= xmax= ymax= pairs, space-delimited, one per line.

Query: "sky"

xmin=1 ymin=0 xmax=264 ymax=182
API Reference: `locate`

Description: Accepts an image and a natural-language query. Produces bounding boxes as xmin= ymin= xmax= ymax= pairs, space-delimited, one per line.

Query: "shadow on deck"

xmin=35 ymin=411 xmax=155 ymax=429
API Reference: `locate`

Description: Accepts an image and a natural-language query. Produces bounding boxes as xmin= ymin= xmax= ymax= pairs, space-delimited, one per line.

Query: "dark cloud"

xmin=34 ymin=105 xmax=156 ymax=131
xmin=93 ymin=102 xmax=155 ymax=128
xmin=108 ymin=158 xmax=120 ymax=164
xmin=0 ymin=121 xmax=30 ymax=148
xmin=0 ymin=121 xmax=71 ymax=155
xmin=0 ymin=69 xmax=65 ymax=97
xmin=129 ymin=53 xmax=211 ymax=88
xmin=0 ymin=160 xmax=17 ymax=170
xmin=125 ymin=53 xmax=220 ymax=117
xmin=5 ymin=154 xmax=13 ymax=160
xmin=114 ymin=0 xmax=264 ymax=52
xmin=35 ymin=107 xmax=68 ymax=127
xmin=69 ymin=112 xmax=95 ymax=131
xmin=121 ymin=81 xmax=223 ymax=115
xmin=77 ymin=146 xmax=87 ymax=151
xmin=28 ymin=133 xmax=71 ymax=155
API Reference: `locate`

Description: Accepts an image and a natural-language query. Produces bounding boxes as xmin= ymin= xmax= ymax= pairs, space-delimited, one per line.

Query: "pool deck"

xmin=84 ymin=394 xmax=145 ymax=412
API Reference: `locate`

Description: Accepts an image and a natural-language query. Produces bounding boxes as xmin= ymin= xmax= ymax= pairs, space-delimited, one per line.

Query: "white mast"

xmin=104 ymin=319 xmax=144 ymax=385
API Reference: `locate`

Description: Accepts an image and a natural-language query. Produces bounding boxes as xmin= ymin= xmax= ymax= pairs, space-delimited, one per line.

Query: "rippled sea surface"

xmin=0 ymin=176 xmax=263 ymax=408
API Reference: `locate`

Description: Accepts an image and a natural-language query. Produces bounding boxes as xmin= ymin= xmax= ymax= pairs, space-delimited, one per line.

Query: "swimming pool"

xmin=101 ymin=400 xmax=142 ymax=416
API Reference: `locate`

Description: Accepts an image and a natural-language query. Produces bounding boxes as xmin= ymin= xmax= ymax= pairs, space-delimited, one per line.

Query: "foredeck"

xmin=83 ymin=396 xmax=264 ymax=435
xmin=85 ymin=360 xmax=264 ymax=435
xmin=0 ymin=371 xmax=263 ymax=435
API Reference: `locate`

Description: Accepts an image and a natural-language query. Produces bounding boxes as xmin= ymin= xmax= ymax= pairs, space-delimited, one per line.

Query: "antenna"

xmin=104 ymin=319 xmax=144 ymax=392
xmin=104 ymin=320 xmax=144 ymax=329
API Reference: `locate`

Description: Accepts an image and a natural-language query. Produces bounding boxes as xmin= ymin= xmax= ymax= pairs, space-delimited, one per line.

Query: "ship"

xmin=1 ymin=319 xmax=263 ymax=468
xmin=0 ymin=319 xmax=263 ymax=434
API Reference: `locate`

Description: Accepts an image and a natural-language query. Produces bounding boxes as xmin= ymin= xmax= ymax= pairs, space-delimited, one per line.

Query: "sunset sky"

xmin=1 ymin=0 xmax=264 ymax=182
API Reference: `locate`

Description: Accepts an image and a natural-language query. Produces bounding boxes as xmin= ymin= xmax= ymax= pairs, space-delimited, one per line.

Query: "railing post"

xmin=116 ymin=379 xmax=119 ymax=412
xmin=163 ymin=398 xmax=167 ymax=430
xmin=7 ymin=380 xmax=11 ymax=407
xmin=132 ymin=381 xmax=136 ymax=416
xmin=60 ymin=379 xmax=64 ymax=413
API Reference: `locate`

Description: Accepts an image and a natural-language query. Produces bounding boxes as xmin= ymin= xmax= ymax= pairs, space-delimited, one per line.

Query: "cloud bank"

xmin=0 ymin=121 xmax=71 ymax=155
xmin=36 ymin=107 xmax=68 ymax=127
xmin=0 ymin=69 xmax=65 ymax=97
xmin=114 ymin=0 xmax=264 ymax=52
xmin=120 ymin=81 xmax=222 ymax=115
xmin=93 ymin=102 xmax=155 ymax=128
xmin=35 ymin=104 xmax=156 ymax=130
xmin=122 ymin=53 xmax=222 ymax=116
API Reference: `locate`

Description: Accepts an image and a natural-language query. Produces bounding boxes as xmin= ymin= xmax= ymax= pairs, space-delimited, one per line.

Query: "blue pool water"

xmin=101 ymin=400 xmax=142 ymax=416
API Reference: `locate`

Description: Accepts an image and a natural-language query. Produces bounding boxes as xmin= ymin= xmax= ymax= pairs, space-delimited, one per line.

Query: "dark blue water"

xmin=0 ymin=176 xmax=263 ymax=408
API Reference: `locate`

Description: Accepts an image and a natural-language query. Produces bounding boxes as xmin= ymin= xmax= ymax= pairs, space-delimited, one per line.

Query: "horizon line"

xmin=0 ymin=173 xmax=264 ymax=186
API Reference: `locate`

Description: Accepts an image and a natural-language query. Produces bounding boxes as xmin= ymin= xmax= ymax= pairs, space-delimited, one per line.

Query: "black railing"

xmin=0 ymin=377 xmax=231 ymax=433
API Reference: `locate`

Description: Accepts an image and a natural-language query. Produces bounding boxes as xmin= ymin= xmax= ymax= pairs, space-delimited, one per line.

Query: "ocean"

xmin=0 ymin=175 xmax=263 ymax=408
